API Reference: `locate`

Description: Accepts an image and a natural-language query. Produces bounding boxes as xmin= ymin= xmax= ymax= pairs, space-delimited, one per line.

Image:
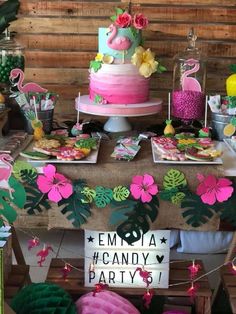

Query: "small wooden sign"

xmin=84 ymin=230 xmax=170 ymax=288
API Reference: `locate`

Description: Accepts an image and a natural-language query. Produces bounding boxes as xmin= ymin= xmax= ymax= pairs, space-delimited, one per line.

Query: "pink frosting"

xmin=89 ymin=68 xmax=149 ymax=104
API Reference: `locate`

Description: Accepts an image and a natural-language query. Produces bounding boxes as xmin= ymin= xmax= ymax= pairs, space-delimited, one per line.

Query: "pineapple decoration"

xmin=226 ymin=64 xmax=236 ymax=96
xmin=164 ymin=93 xmax=175 ymax=136
xmin=25 ymin=97 xmax=45 ymax=140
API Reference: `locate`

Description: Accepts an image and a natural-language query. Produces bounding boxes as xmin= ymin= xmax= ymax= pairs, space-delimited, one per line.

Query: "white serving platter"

xmin=26 ymin=139 xmax=101 ymax=164
xmin=223 ymin=138 xmax=236 ymax=155
xmin=151 ymin=138 xmax=223 ymax=165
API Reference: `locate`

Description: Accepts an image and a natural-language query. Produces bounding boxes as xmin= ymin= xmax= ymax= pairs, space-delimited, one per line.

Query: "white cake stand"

xmin=76 ymin=95 xmax=162 ymax=132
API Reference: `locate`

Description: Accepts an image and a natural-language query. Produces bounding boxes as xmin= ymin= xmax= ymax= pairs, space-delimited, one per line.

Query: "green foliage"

xmin=156 ymin=64 xmax=167 ymax=74
xmin=230 ymin=117 xmax=236 ymax=127
xmin=59 ymin=180 xmax=92 ymax=228
xmin=0 ymin=176 xmax=26 ymax=224
xmin=90 ymin=60 xmax=102 ymax=72
xmin=81 ymin=187 xmax=96 ymax=203
xmin=117 ymin=195 xmax=159 ymax=244
xmin=109 ymin=199 xmax=136 ymax=225
xmin=230 ymin=64 xmax=236 ymax=73
xmin=113 ymin=185 xmax=130 ymax=201
xmin=163 ymin=169 xmax=187 ymax=190
xmin=94 ymin=186 xmax=113 ymax=208
xmin=159 ymin=187 xmax=179 ymax=201
xmin=24 ymin=185 xmax=50 ymax=214
xmin=0 ymin=0 xmax=20 ymax=34
xmin=129 ymin=26 xmax=139 ymax=39
xmin=215 ymin=183 xmax=236 ymax=226
xmin=181 ymin=193 xmax=214 ymax=227
xmin=110 ymin=7 xmax=124 ymax=22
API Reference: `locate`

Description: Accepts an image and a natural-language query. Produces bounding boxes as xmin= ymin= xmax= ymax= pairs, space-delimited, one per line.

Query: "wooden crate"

xmin=0 ymin=227 xmax=12 ymax=283
xmin=220 ymin=265 xmax=236 ymax=314
xmin=4 ymin=265 xmax=30 ymax=305
xmin=46 ymin=258 xmax=212 ymax=314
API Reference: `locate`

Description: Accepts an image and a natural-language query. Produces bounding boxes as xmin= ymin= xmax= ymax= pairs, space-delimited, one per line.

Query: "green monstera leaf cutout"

xmin=13 ymin=161 xmax=37 ymax=181
xmin=24 ymin=186 xmax=50 ymax=214
xmin=58 ymin=180 xmax=92 ymax=228
xmin=94 ymin=186 xmax=113 ymax=208
xmin=81 ymin=187 xmax=96 ymax=203
xmin=181 ymin=193 xmax=214 ymax=228
xmin=117 ymin=195 xmax=159 ymax=244
xmin=163 ymin=169 xmax=187 ymax=190
xmin=0 ymin=176 xmax=26 ymax=224
xmin=159 ymin=187 xmax=179 ymax=201
xmin=113 ymin=186 xmax=130 ymax=202
xmin=171 ymin=192 xmax=186 ymax=205
xmin=109 ymin=199 xmax=136 ymax=225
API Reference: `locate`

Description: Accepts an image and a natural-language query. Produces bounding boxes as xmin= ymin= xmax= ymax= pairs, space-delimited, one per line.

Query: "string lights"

xmin=3 ymin=221 xmax=236 ymax=309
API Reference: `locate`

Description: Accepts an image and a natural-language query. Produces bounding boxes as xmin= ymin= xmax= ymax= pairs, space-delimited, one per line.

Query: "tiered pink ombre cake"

xmin=89 ymin=63 xmax=149 ymax=104
xmin=88 ymin=9 xmax=158 ymax=107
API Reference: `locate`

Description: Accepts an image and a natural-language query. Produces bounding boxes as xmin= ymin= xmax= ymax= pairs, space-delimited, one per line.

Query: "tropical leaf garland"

xmin=13 ymin=161 xmax=37 ymax=182
xmin=94 ymin=186 xmax=113 ymax=208
xmin=58 ymin=180 xmax=92 ymax=228
xmin=24 ymin=186 xmax=51 ymax=214
xmin=117 ymin=195 xmax=159 ymax=244
xmin=181 ymin=193 xmax=214 ymax=228
xmin=113 ymin=186 xmax=130 ymax=202
xmin=163 ymin=169 xmax=187 ymax=190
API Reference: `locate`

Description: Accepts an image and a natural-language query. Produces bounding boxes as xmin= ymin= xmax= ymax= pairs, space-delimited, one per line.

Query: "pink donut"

xmin=76 ymin=290 xmax=140 ymax=314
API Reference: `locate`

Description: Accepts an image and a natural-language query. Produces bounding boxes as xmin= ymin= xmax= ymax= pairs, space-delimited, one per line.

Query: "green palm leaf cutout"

xmin=24 ymin=186 xmax=50 ymax=214
xmin=109 ymin=199 xmax=136 ymax=225
xmin=59 ymin=180 xmax=91 ymax=228
xmin=163 ymin=169 xmax=187 ymax=190
xmin=94 ymin=186 xmax=113 ymax=208
xmin=117 ymin=195 xmax=159 ymax=244
xmin=81 ymin=187 xmax=96 ymax=203
xmin=0 ymin=176 xmax=26 ymax=225
xmin=13 ymin=161 xmax=37 ymax=181
xmin=113 ymin=186 xmax=130 ymax=201
xmin=181 ymin=193 xmax=214 ymax=228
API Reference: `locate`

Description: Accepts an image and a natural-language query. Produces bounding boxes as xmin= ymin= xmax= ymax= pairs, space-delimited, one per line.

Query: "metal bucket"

xmin=22 ymin=109 xmax=54 ymax=135
xmin=211 ymin=112 xmax=232 ymax=141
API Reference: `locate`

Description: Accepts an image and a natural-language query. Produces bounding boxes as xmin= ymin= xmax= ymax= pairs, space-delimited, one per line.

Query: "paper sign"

xmin=84 ymin=230 xmax=170 ymax=288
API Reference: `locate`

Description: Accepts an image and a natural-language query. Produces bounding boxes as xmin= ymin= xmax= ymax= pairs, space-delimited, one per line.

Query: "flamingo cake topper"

xmin=107 ymin=24 xmax=131 ymax=63
xmin=0 ymin=154 xmax=14 ymax=198
xmin=10 ymin=68 xmax=48 ymax=93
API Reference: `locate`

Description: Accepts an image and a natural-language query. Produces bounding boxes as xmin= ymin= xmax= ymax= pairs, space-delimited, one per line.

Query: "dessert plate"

xmin=151 ymin=138 xmax=223 ymax=165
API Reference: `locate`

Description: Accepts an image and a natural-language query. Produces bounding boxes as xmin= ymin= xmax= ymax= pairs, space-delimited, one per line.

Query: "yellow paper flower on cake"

xmin=95 ymin=53 xmax=104 ymax=61
xmin=131 ymin=46 xmax=158 ymax=78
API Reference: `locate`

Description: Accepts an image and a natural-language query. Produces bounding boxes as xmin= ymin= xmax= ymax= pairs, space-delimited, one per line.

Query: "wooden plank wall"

xmin=9 ymin=0 xmax=236 ymax=120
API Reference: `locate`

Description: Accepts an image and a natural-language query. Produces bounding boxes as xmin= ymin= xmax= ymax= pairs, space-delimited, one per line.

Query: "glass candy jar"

xmin=0 ymin=29 xmax=24 ymax=88
xmin=172 ymin=28 xmax=207 ymax=123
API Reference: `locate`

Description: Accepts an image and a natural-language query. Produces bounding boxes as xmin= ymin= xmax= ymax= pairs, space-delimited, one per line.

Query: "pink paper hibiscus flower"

xmin=130 ymin=174 xmax=158 ymax=203
xmin=37 ymin=164 xmax=73 ymax=203
xmin=133 ymin=13 xmax=149 ymax=30
xmin=196 ymin=174 xmax=234 ymax=205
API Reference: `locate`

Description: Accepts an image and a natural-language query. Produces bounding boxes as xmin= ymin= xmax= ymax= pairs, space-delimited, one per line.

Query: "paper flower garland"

xmin=37 ymin=164 xmax=73 ymax=203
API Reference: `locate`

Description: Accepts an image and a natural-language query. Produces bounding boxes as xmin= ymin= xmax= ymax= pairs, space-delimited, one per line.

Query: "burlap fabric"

xmin=14 ymin=140 xmax=224 ymax=231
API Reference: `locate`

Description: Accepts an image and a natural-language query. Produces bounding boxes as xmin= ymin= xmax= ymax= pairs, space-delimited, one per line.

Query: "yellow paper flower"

xmin=95 ymin=53 xmax=104 ymax=61
xmin=131 ymin=46 xmax=158 ymax=78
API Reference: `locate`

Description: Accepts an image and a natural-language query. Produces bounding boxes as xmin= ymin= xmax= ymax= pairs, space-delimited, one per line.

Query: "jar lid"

xmin=0 ymin=29 xmax=24 ymax=51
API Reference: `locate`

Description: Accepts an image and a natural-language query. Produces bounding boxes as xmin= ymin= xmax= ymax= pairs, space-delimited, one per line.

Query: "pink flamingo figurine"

xmin=181 ymin=58 xmax=202 ymax=92
xmin=107 ymin=24 xmax=131 ymax=63
xmin=0 ymin=154 xmax=14 ymax=198
xmin=10 ymin=68 xmax=48 ymax=93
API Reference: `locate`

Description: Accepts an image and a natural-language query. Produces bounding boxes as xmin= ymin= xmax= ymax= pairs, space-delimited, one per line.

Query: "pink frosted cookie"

xmin=55 ymin=147 xmax=85 ymax=161
xmin=152 ymin=136 xmax=176 ymax=146
xmin=197 ymin=138 xmax=214 ymax=148
xmin=76 ymin=291 xmax=140 ymax=314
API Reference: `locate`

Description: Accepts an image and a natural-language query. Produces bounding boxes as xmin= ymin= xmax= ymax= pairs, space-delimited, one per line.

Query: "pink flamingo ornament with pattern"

xmin=107 ymin=24 xmax=131 ymax=63
xmin=10 ymin=68 xmax=48 ymax=93
xmin=0 ymin=154 xmax=14 ymax=198
xmin=181 ymin=59 xmax=202 ymax=92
